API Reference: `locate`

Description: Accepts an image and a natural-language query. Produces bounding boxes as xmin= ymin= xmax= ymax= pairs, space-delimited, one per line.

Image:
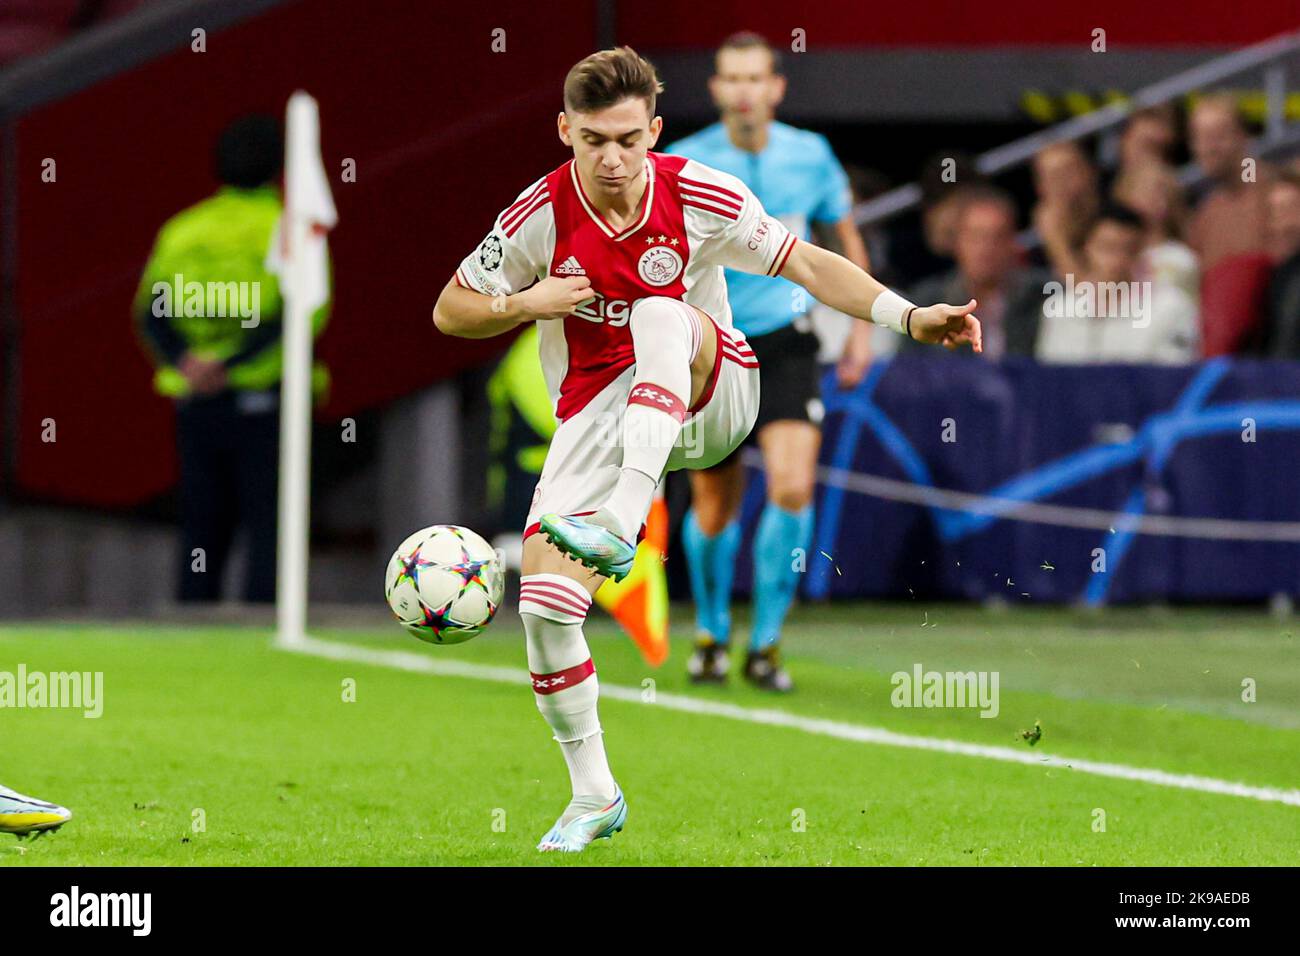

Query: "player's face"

xmin=710 ymin=47 xmax=785 ymax=129
xmin=558 ymin=98 xmax=662 ymax=198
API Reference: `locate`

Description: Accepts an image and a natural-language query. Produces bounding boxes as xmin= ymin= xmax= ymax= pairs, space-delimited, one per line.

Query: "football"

xmin=384 ymin=525 xmax=505 ymax=644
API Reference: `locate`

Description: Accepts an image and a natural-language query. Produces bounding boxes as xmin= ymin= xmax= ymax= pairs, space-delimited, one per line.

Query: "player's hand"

xmin=835 ymin=321 xmax=873 ymax=388
xmin=909 ymin=299 xmax=982 ymax=353
xmin=518 ymin=275 xmax=594 ymax=321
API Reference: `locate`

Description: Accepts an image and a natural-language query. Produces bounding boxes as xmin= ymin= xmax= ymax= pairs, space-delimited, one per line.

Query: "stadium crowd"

xmin=857 ymin=94 xmax=1300 ymax=365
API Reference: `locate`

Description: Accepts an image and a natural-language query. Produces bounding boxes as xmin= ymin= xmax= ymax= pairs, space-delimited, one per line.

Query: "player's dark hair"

xmin=564 ymin=47 xmax=664 ymax=116
xmin=215 ymin=114 xmax=283 ymax=189
xmin=1092 ymin=199 xmax=1144 ymax=233
xmin=717 ymin=30 xmax=782 ymax=75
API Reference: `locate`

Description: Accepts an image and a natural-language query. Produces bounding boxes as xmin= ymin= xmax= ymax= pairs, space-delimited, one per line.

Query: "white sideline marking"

xmin=284 ymin=635 xmax=1300 ymax=808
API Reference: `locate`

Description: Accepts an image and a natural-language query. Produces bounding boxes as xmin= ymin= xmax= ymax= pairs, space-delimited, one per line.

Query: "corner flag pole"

xmin=274 ymin=91 xmax=336 ymax=648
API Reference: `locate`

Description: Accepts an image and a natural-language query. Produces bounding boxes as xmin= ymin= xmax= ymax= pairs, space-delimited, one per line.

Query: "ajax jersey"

xmin=455 ymin=152 xmax=793 ymax=422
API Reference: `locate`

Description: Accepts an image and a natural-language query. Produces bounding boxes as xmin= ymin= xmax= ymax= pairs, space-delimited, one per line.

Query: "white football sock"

xmin=519 ymin=574 xmax=615 ymax=801
xmin=604 ymin=297 xmax=700 ymax=539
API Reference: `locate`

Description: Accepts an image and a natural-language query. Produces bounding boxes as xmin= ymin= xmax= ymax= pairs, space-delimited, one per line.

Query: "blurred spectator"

xmin=133 ymin=114 xmax=330 ymax=604
xmin=1265 ymin=165 xmax=1300 ymax=261
xmin=1258 ymin=169 xmax=1300 ymax=357
xmin=1112 ymin=159 xmax=1199 ymax=334
xmin=1037 ymin=202 xmax=1199 ymax=363
xmin=844 ymin=164 xmax=894 ymax=283
xmin=0 ymin=1 xmax=158 ymax=68
xmin=1187 ymin=93 xmax=1272 ymax=355
xmin=1117 ymin=105 xmax=1179 ymax=173
xmin=1187 ymin=93 xmax=1270 ymax=249
xmin=1032 ymin=140 xmax=1101 ymax=276
xmin=886 ymin=151 xmax=985 ymax=288
xmin=902 ymin=187 xmax=1046 ymax=359
xmin=828 ymin=165 xmax=901 ymax=359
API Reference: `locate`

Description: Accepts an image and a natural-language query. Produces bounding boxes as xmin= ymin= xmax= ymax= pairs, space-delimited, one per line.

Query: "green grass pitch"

xmin=2 ymin=603 xmax=1297 ymax=866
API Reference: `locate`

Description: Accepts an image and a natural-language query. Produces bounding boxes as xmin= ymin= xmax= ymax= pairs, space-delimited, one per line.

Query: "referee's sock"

xmin=751 ymin=502 xmax=814 ymax=650
xmin=682 ymin=510 xmax=740 ymax=643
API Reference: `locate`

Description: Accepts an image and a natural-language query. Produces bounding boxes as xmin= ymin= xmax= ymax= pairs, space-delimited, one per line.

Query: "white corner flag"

xmin=271 ymin=91 xmax=337 ymax=648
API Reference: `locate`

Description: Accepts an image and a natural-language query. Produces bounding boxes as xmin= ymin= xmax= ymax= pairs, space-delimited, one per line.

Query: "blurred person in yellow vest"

xmin=134 ymin=114 xmax=330 ymax=603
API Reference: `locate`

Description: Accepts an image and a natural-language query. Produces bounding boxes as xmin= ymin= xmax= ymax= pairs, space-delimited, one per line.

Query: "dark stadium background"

xmin=1 ymin=0 xmax=1296 ymax=611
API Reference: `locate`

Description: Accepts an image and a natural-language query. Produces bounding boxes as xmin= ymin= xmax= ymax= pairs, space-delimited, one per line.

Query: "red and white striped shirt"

xmin=455 ymin=152 xmax=792 ymax=421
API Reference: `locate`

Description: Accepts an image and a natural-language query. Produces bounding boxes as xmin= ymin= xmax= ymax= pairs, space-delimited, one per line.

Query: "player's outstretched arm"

xmin=433 ymin=275 xmax=593 ymax=339
xmin=778 ymin=240 xmax=982 ymax=353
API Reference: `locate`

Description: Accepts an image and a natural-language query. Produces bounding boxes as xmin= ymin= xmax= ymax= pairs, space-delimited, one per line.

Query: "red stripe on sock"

xmin=520 ymin=592 xmax=589 ymax=617
xmin=530 ymin=657 xmax=596 ymax=694
xmin=628 ymin=382 xmax=686 ymax=423
xmin=520 ymin=586 xmax=590 ymax=616
xmin=520 ymin=596 xmax=589 ymax=620
xmin=521 ymin=581 xmax=591 ymax=607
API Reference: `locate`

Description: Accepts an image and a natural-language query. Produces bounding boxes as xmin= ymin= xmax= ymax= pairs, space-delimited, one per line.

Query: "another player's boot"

xmin=686 ymin=635 xmax=730 ymax=684
xmin=536 ymin=786 xmax=628 ymax=853
xmin=0 ymin=783 xmax=72 ymax=837
xmin=539 ymin=510 xmax=636 ymax=582
xmin=743 ymin=644 xmax=794 ymax=693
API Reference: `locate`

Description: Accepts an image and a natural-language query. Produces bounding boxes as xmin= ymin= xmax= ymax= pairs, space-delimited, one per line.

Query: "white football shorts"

xmin=524 ymin=320 xmax=760 ymax=540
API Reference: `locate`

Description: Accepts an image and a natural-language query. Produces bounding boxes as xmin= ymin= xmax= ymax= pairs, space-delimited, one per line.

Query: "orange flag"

xmin=595 ymin=495 xmax=670 ymax=666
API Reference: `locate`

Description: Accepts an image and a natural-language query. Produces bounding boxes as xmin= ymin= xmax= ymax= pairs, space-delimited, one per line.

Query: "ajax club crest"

xmin=637 ymin=243 xmax=683 ymax=286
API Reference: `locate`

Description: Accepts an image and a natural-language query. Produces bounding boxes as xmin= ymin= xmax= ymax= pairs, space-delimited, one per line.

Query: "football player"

xmin=434 ymin=47 xmax=980 ymax=852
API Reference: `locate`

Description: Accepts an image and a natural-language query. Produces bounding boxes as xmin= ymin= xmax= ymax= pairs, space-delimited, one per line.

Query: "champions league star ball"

xmin=385 ymin=525 xmax=505 ymax=644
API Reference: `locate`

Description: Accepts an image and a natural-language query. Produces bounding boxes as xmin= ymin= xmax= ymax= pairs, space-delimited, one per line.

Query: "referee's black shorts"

xmin=744 ymin=318 xmax=825 ymax=436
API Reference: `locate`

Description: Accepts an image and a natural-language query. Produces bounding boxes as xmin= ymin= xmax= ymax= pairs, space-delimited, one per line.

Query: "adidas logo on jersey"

xmin=555 ymin=256 xmax=586 ymax=276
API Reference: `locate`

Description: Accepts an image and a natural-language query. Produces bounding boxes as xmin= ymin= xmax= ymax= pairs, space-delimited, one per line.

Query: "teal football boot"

xmin=539 ymin=510 xmax=636 ymax=582
xmin=536 ymin=787 xmax=628 ymax=853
